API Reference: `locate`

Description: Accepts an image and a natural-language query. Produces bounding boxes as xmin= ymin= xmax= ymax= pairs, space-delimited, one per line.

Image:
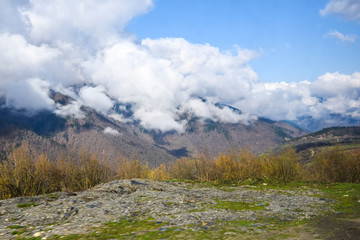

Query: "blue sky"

xmin=128 ymin=0 xmax=360 ymax=83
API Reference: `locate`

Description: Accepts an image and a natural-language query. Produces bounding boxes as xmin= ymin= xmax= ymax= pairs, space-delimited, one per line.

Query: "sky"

xmin=128 ymin=0 xmax=360 ymax=83
xmin=0 ymin=0 xmax=359 ymax=132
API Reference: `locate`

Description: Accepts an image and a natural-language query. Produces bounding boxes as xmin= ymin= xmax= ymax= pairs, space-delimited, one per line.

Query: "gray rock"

xmin=0 ymin=179 xmax=331 ymax=239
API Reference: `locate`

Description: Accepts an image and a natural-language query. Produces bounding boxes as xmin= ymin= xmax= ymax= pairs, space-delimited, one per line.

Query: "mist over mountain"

xmin=291 ymin=114 xmax=360 ymax=133
xmin=0 ymin=91 xmax=307 ymax=165
xmin=0 ymin=0 xmax=359 ymax=135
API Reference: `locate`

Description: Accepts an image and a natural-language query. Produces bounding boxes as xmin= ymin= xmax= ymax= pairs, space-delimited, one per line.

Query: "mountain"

xmin=0 ymin=100 xmax=176 ymax=166
xmin=135 ymin=116 xmax=306 ymax=158
xmin=0 ymin=92 xmax=307 ymax=165
xmin=290 ymin=115 xmax=360 ymax=133
xmin=274 ymin=126 xmax=360 ymax=163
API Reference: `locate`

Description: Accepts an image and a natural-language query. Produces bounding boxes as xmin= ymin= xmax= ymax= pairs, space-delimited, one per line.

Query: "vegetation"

xmin=17 ymin=203 xmax=39 ymax=208
xmin=307 ymin=147 xmax=360 ymax=183
xmin=0 ymin=144 xmax=112 ymax=199
xmin=0 ymin=143 xmax=359 ymax=200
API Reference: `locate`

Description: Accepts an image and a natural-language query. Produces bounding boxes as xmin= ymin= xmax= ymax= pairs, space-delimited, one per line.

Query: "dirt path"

xmin=275 ymin=216 xmax=360 ymax=240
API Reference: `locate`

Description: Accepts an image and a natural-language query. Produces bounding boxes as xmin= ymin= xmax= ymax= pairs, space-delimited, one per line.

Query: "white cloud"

xmin=54 ymin=101 xmax=85 ymax=119
xmin=5 ymin=78 xmax=55 ymax=113
xmin=0 ymin=33 xmax=60 ymax=87
xmin=83 ymin=38 xmax=259 ymax=131
xmin=310 ymin=71 xmax=360 ymax=98
xmin=103 ymin=127 xmax=120 ymax=136
xmin=108 ymin=113 xmax=132 ymax=123
xmin=184 ymin=99 xmax=255 ymax=124
xmin=321 ymin=0 xmax=360 ymax=22
xmin=79 ymin=86 xmax=113 ymax=114
xmin=235 ymin=72 xmax=360 ymax=122
xmin=0 ymin=33 xmax=63 ymax=112
xmin=21 ymin=0 xmax=153 ymax=44
xmin=142 ymin=38 xmax=258 ymax=102
xmin=326 ymin=30 xmax=356 ymax=42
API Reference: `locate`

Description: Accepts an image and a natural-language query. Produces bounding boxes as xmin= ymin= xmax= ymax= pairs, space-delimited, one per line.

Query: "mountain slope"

xmin=0 ymin=93 xmax=308 ymax=165
xmin=274 ymin=126 xmax=360 ymax=163
xmin=135 ymin=117 xmax=306 ymax=157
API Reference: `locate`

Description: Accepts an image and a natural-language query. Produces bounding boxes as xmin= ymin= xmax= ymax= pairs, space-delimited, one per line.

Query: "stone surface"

xmin=0 ymin=179 xmax=330 ymax=239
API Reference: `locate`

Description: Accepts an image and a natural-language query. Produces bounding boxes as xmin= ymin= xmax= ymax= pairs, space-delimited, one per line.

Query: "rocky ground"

xmin=0 ymin=179 xmax=357 ymax=239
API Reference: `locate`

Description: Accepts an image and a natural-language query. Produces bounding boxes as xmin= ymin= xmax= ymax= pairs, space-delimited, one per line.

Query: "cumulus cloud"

xmin=235 ymin=72 xmax=360 ymax=122
xmin=0 ymin=33 xmax=60 ymax=85
xmin=20 ymin=0 xmax=153 ymax=44
xmin=79 ymin=86 xmax=113 ymax=114
xmin=54 ymin=101 xmax=85 ymax=119
xmin=0 ymin=0 xmax=359 ymax=133
xmin=103 ymin=127 xmax=120 ymax=136
xmin=0 ymin=33 xmax=60 ymax=112
xmin=5 ymin=78 xmax=55 ymax=113
xmin=83 ymin=37 xmax=259 ymax=131
xmin=321 ymin=0 xmax=360 ymax=22
xmin=326 ymin=30 xmax=356 ymax=42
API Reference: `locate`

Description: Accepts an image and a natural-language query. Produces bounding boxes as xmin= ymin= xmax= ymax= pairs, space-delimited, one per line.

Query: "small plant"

xmin=47 ymin=193 xmax=58 ymax=199
xmin=11 ymin=230 xmax=26 ymax=235
xmin=7 ymin=225 xmax=25 ymax=229
xmin=17 ymin=202 xmax=39 ymax=208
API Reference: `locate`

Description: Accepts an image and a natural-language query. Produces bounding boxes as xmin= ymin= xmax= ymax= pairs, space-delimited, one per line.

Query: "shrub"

xmin=308 ymin=147 xmax=360 ymax=183
xmin=56 ymin=150 xmax=111 ymax=191
xmin=0 ymin=145 xmax=112 ymax=199
xmin=2 ymin=142 xmax=358 ymax=201
xmin=267 ymin=146 xmax=303 ymax=183
xmin=149 ymin=164 xmax=169 ymax=181
xmin=117 ymin=159 xmax=150 ymax=179
xmin=214 ymin=152 xmax=241 ymax=181
xmin=168 ymin=157 xmax=200 ymax=181
xmin=0 ymin=145 xmax=60 ymax=199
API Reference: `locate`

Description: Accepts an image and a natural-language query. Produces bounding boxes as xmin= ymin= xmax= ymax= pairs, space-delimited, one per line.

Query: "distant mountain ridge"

xmin=0 ymin=92 xmax=308 ymax=165
xmin=290 ymin=115 xmax=360 ymax=132
xmin=274 ymin=126 xmax=360 ymax=163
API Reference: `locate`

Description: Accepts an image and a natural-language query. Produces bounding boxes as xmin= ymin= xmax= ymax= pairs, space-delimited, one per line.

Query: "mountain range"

xmin=0 ymin=91 xmax=309 ymax=165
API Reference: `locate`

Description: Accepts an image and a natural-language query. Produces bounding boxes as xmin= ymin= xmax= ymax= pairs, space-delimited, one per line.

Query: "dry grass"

xmin=0 ymin=144 xmax=359 ymax=200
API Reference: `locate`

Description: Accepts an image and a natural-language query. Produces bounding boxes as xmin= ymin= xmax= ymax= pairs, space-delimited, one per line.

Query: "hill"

xmin=274 ymin=126 xmax=360 ymax=163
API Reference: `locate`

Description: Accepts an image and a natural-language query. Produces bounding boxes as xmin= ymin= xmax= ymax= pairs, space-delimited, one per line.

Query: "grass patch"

xmin=17 ymin=202 xmax=39 ymax=208
xmin=211 ymin=199 xmax=268 ymax=211
xmin=7 ymin=225 xmax=25 ymax=229
xmin=186 ymin=207 xmax=206 ymax=213
xmin=315 ymin=183 xmax=360 ymax=216
xmin=47 ymin=193 xmax=58 ymax=199
xmin=49 ymin=218 xmax=170 ymax=239
xmin=11 ymin=230 xmax=26 ymax=235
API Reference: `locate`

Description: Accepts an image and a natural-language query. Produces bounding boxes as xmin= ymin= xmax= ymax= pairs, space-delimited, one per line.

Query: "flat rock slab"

xmin=0 ymin=179 xmax=330 ymax=239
